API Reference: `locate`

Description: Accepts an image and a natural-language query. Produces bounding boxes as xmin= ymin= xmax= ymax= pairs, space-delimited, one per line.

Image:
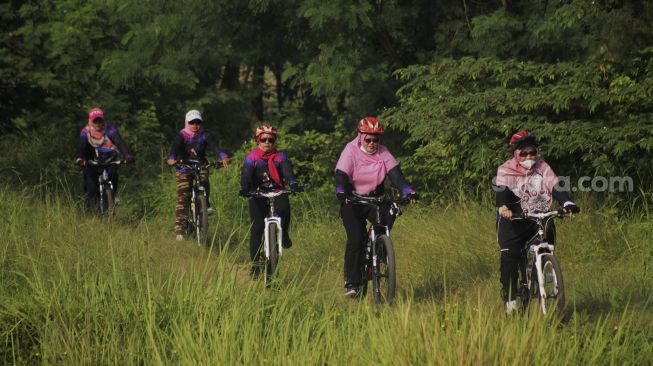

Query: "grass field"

xmin=1 ymin=169 xmax=652 ymax=365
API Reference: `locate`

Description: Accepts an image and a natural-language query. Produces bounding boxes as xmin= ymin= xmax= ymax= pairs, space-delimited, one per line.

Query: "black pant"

xmin=340 ymin=202 xmax=395 ymax=286
xmin=497 ymin=217 xmax=556 ymax=301
xmin=83 ymin=165 xmax=118 ymax=211
xmin=248 ymin=195 xmax=291 ymax=262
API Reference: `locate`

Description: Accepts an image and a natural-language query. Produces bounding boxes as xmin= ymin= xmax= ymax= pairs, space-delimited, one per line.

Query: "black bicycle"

xmin=513 ymin=210 xmax=570 ymax=315
xmin=86 ymin=159 xmax=122 ymax=215
xmin=175 ymin=160 xmax=217 ymax=246
xmin=349 ymin=193 xmax=405 ymax=305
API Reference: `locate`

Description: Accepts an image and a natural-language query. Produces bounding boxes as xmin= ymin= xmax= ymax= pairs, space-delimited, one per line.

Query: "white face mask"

xmin=519 ymin=159 xmax=536 ymax=170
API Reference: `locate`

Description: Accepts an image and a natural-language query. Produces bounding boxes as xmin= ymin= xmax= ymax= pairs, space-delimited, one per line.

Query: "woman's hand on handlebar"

xmin=166 ymin=159 xmax=177 ymax=167
xmin=407 ymin=192 xmax=418 ymax=205
xmin=498 ymin=205 xmax=513 ymax=219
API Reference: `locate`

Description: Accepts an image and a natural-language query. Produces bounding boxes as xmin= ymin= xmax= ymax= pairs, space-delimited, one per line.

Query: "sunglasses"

xmin=519 ymin=150 xmax=538 ymax=157
xmin=259 ymin=137 xmax=276 ymax=144
xmin=188 ymin=119 xmax=202 ymax=125
xmin=364 ymin=137 xmax=380 ymax=143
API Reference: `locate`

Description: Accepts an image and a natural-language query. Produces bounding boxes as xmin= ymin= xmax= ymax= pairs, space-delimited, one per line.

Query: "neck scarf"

xmin=85 ymin=124 xmax=114 ymax=149
xmin=335 ymin=134 xmax=398 ymax=195
xmin=251 ymin=147 xmax=283 ymax=186
xmin=180 ymin=120 xmax=203 ymax=140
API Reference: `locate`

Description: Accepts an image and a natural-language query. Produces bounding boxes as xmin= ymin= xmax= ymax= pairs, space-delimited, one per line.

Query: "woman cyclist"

xmin=166 ymin=109 xmax=230 ymax=241
xmin=75 ymin=107 xmax=134 ymax=212
xmin=335 ymin=117 xmax=417 ymax=298
xmin=495 ymin=131 xmax=580 ymax=314
xmin=239 ymin=125 xmax=302 ymax=277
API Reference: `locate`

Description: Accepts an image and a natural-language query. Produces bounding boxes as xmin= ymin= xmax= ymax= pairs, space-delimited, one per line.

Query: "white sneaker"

xmin=114 ymin=196 xmax=121 ymax=204
xmin=176 ymin=234 xmax=184 ymax=241
xmin=207 ymin=206 xmax=215 ymax=215
xmin=505 ymin=300 xmax=517 ymax=315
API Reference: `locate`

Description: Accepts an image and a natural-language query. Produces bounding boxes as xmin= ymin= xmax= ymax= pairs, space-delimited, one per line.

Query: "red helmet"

xmin=509 ymin=130 xmax=538 ymax=150
xmin=255 ymin=125 xmax=277 ymax=139
xmin=357 ymin=117 xmax=384 ymax=134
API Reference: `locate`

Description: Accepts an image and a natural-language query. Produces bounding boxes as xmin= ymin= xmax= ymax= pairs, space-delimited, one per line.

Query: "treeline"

xmin=1 ymin=0 xmax=652 ymax=202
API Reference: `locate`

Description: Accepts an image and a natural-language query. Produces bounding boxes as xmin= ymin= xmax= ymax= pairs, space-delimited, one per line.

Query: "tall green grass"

xmin=1 ymin=173 xmax=652 ymax=364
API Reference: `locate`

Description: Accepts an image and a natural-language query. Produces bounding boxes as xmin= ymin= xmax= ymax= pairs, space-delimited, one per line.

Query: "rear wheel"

xmin=265 ymin=224 xmax=279 ymax=282
xmin=195 ymin=193 xmax=209 ymax=246
xmin=372 ymin=235 xmax=396 ymax=305
xmin=532 ymin=255 xmax=565 ymax=315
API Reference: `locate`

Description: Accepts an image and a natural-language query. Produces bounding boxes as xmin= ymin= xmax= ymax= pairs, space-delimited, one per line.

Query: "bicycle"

xmin=86 ymin=159 xmax=122 ymax=215
xmin=513 ymin=210 xmax=569 ymax=315
xmin=348 ymin=193 xmax=405 ymax=305
xmin=175 ymin=159 xmax=219 ymax=246
xmin=246 ymin=190 xmax=295 ymax=283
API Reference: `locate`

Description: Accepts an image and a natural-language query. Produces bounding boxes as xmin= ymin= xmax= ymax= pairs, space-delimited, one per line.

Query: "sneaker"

xmin=176 ymin=234 xmax=184 ymax=241
xmin=344 ymin=284 xmax=359 ymax=298
xmin=207 ymin=206 xmax=215 ymax=215
xmin=114 ymin=196 xmax=121 ymax=205
xmin=282 ymin=238 xmax=292 ymax=249
xmin=505 ymin=300 xmax=517 ymax=315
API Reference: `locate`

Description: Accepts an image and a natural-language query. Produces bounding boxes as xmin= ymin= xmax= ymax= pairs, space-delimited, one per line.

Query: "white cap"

xmin=185 ymin=109 xmax=202 ymax=123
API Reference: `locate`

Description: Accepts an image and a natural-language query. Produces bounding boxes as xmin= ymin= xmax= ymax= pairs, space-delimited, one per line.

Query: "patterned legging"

xmin=175 ymin=168 xmax=210 ymax=235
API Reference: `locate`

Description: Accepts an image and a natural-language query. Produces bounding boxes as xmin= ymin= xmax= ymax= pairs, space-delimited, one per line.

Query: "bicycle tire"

xmin=196 ymin=193 xmax=209 ymax=246
xmin=532 ymin=255 xmax=565 ymax=315
xmin=372 ymin=235 xmax=396 ymax=305
xmin=266 ymin=223 xmax=279 ymax=280
xmin=102 ymin=187 xmax=115 ymax=216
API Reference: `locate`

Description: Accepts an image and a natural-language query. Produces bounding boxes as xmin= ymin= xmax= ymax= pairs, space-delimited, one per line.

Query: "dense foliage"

xmin=1 ymin=0 xmax=651 ymax=204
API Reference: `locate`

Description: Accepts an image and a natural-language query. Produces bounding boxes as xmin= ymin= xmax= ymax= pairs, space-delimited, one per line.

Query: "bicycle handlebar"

xmin=514 ymin=209 xmax=570 ymax=221
xmin=349 ymin=193 xmax=409 ymax=206
xmin=247 ymin=190 xmax=293 ymax=199
xmin=173 ymin=159 xmax=225 ymax=170
xmin=87 ymin=160 xmax=123 ymax=166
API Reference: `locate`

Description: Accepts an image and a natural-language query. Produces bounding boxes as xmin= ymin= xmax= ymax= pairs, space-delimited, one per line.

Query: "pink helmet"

xmin=357 ymin=117 xmax=384 ymax=134
xmin=88 ymin=108 xmax=104 ymax=123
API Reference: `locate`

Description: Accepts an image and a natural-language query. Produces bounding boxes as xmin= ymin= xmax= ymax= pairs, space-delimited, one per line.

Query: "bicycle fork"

xmin=530 ymin=242 xmax=556 ymax=314
xmin=263 ymin=217 xmax=283 ymax=259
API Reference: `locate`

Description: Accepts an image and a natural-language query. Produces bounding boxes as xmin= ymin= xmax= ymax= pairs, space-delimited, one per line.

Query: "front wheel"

xmin=265 ymin=223 xmax=280 ymax=282
xmin=195 ymin=193 xmax=209 ymax=246
xmin=534 ymin=255 xmax=565 ymax=315
xmin=101 ymin=187 xmax=115 ymax=216
xmin=372 ymin=235 xmax=396 ymax=305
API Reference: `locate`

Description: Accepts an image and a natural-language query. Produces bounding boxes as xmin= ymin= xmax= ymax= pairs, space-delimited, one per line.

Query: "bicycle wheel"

xmin=195 ymin=193 xmax=209 ymax=246
xmin=266 ymin=224 xmax=279 ymax=280
xmin=533 ymin=255 xmax=565 ymax=315
xmin=372 ymin=235 xmax=396 ymax=304
xmin=101 ymin=187 xmax=115 ymax=216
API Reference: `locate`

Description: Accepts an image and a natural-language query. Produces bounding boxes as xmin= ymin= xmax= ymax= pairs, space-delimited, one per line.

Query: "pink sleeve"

xmin=380 ymin=146 xmax=399 ymax=171
xmin=335 ymin=146 xmax=354 ymax=175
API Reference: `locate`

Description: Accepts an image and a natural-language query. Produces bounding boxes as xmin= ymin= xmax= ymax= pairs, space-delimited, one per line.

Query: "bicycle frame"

xmin=87 ymin=159 xmax=121 ymax=213
xmin=176 ymin=160 xmax=210 ymax=243
xmin=350 ymin=194 xmax=400 ymax=282
xmin=519 ymin=210 xmax=565 ymax=315
xmin=253 ymin=190 xmax=290 ymax=259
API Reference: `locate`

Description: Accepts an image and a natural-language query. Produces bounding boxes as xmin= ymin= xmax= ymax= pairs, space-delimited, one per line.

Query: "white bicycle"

xmin=513 ymin=210 xmax=570 ymax=315
xmin=249 ymin=190 xmax=293 ymax=282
